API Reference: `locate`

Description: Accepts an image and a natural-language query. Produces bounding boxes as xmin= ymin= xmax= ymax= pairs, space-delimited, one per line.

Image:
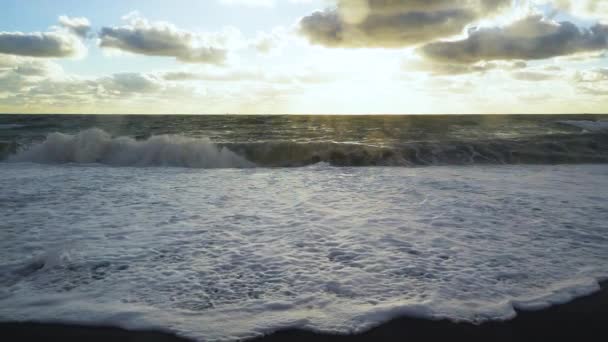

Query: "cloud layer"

xmin=2 ymin=1 xmax=608 ymax=114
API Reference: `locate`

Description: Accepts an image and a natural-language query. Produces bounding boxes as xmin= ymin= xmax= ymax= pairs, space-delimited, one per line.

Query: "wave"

xmin=4 ymin=128 xmax=608 ymax=168
xmin=558 ymin=120 xmax=608 ymax=132
xmin=0 ymin=141 xmax=18 ymax=159
xmin=7 ymin=129 xmax=254 ymax=168
xmin=224 ymin=133 xmax=608 ymax=167
xmin=0 ymin=124 xmax=26 ymax=130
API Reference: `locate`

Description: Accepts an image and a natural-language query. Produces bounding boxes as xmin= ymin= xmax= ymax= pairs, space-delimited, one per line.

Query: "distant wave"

xmin=4 ymin=128 xmax=608 ymax=168
xmin=224 ymin=133 xmax=608 ymax=167
xmin=0 ymin=124 xmax=26 ymax=130
xmin=7 ymin=129 xmax=254 ymax=168
xmin=558 ymin=120 xmax=608 ymax=132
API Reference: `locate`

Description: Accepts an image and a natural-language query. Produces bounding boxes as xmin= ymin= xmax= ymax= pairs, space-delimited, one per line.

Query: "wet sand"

xmin=0 ymin=322 xmax=190 ymax=342
xmin=2 ymin=281 xmax=607 ymax=341
xmin=252 ymin=280 xmax=608 ymax=342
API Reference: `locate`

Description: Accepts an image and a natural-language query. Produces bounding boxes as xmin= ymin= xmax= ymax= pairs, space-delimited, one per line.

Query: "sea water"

xmin=0 ymin=115 xmax=607 ymax=341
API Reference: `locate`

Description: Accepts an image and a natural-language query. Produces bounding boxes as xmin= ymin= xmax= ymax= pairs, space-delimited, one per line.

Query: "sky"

xmin=0 ymin=0 xmax=607 ymax=114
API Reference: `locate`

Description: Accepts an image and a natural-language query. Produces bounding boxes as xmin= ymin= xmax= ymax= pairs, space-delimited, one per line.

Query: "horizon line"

xmin=1 ymin=113 xmax=607 ymax=116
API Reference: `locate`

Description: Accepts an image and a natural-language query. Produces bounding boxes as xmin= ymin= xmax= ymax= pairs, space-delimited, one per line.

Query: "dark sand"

xmin=2 ymin=281 xmax=607 ymax=341
xmin=0 ymin=323 xmax=190 ymax=342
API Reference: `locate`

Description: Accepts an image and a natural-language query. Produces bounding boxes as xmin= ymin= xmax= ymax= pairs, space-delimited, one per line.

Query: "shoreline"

xmin=2 ymin=280 xmax=608 ymax=341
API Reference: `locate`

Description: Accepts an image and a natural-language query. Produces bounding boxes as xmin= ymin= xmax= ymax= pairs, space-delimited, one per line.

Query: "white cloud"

xmin=161 ymin=64 xmax=335 ymax=84
xmin=535 ymin=1 xmax=608 ymax=21
xmin=58 ymin=16 xmax=92 ymax=38
xmin=99 ymin=13 xmax=236 ymax=64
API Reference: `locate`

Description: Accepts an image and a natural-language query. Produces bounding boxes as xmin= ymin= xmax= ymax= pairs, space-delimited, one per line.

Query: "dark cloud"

xmin=420 ymin=15 xmax=608 ymax=63
xmin=300 ymin=8 xmax=475 ymax=48
xmin=99 ymin=15 xmax=228 ymax=64
xmin=0 ymin=16 xmax=88 ymax=58
xmin=298 ymin=0 xmax=510 ymax=48
xmin=0 ymin=31 xmax=85 ymax=58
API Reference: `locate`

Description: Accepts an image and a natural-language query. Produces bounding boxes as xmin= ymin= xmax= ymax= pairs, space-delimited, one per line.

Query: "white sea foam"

xmin=9 ymin=128 xmax=254 ymax=168
xmin=0 ymin=163 xmax=607 ymax=341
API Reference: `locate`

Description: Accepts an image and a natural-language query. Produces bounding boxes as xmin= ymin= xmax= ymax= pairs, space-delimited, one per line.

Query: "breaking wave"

xmin=4 ymin=128 xmax=608 ymax=168
xmin=7 ymin=129 xmax=254 ymax=168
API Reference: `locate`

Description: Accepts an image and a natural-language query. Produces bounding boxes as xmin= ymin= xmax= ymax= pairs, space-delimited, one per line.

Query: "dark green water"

xmin=1 ymin=114 xmax=607 ymax=166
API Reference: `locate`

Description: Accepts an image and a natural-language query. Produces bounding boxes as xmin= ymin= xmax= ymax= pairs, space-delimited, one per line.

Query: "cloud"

xmin=1 ymin=53 xmax=327 ymax=113
xmin=97 ymin=73 xmax=165 ymax=96
xmin=539 ymin=0 xmax=608 ymax=21
xmin=162 ymin=69 xmax=261 ymax=81
xmin=59 ymin=16 xmax=92 ymax=38
xmin=249 ymin=27 xmax=292 ymax=54
xmin=510 ymin=70 xmax=557 ymax=81
xmin=161 ymin=65 xmax=334 ymax=84
xmin=573 ymin=68 xmax=608 ymax=95
xmin=1 ymin=69 xmax=201 ymax=113
xmin=403 ymin=56 xmax=527 ymax=75
xmin=0 ymin=53 xmax=186 ymax=101
xmin=298 ymin=0 xmax=510 ymax=48
xmin=420 ymin=15 xmax=608 ymax=63
xmin=253 ymin=34 xmax=279 ymax=53
xmin=574 ymin=68 xmax=608 ymax=82
xmin=0 ymin=16 xmax=89 ymax=59
xmin=99 ymin=13 xmax=231 ymax=64
xmin=0 ymin=31 xmax=86 ymax=58
xmin=0 ymin=63 xmax=310 ymax=113
xmin=0 ymin=55 xmax=64 ymax=93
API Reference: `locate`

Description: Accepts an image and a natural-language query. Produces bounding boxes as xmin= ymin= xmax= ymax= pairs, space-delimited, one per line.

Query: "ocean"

xmin=1 ymin=114 xmax=608 ymax=341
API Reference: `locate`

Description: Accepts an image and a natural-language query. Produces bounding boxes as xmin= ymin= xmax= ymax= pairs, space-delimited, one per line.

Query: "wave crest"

xmin=8 ymin=128 xmax=255 ymax=168
xmin=5 ymin=128 xmax=608 ymax=168
xmin=226 ymin=133 xmax=608 ymax=167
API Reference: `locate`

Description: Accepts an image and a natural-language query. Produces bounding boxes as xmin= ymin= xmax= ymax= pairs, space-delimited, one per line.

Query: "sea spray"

xmin=9 ymin=128 xmax=255 ymax=168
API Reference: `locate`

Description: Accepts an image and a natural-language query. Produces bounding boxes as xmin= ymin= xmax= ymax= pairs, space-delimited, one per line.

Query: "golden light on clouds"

xmin=0 ymin=0 xmax=607 ymax=114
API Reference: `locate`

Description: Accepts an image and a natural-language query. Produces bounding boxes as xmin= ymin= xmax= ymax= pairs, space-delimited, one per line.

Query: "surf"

xmin=7 ymin=128 xmax=254 ymax=168
xmin=5 ymin=127 xmax=608 ymax=168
